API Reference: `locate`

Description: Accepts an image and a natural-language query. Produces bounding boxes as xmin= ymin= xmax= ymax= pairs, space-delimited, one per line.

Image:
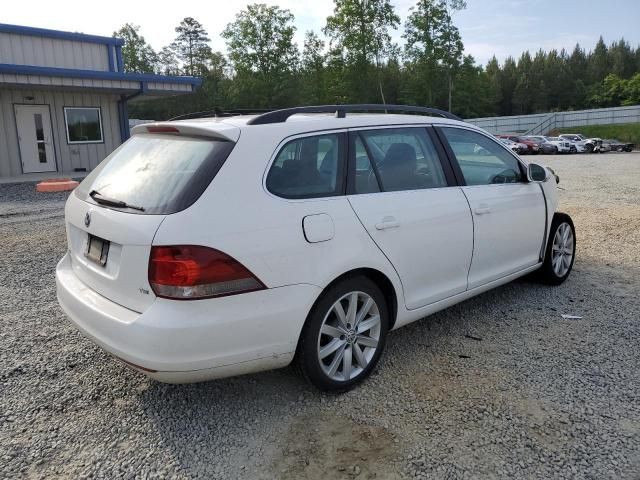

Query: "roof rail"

xmin=169 ymin=108 xmax=272 ymax=122
xmin=246 ymin=104 xmax=463 ymax=125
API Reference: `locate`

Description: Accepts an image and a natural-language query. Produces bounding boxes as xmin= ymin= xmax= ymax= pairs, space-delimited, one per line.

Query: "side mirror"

xmin=527 ymin=163 xmax=548 ymax=182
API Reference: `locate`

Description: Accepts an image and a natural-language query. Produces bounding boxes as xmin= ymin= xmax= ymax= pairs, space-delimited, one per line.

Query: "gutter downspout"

xmin=117 ymin=82 xmax=146 ymax=142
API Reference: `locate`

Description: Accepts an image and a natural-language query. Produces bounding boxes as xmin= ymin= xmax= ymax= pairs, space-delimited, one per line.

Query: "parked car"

xmin=543 ymin=136 xmax=573 ymax=154
xmin=56 ymin=104 xmax=575 ymax=392
xmin=499 ymin=138 xmax=526 ymax=154
xmin=605 ymin=139 xmax=634 ymax=152
xmin=523 ymin=136 xmax=559 ymax=154
xmin=558 ymin=134 xmax=607 ymax=153
xmin=598 ymin=139 xmax=612 ymax=153
xmin=498 ymin=135 xmax=541 ymax=154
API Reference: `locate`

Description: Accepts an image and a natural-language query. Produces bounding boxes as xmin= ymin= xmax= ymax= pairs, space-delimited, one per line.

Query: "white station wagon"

xmin=56 ymin=105 xmax=576 ymax=392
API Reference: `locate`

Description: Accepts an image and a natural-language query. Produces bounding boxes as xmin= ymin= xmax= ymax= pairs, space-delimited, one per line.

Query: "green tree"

xmin=222 ymin=3 xmax=299 ymax=107
xmin=173 ymin=17 xmax=212 ymax=76
xmin=588 ymin=36 xmax=610 ymax=84
xmin=404 ymin=0 xmax=463 ymax=111
xmin=301 ymin=31 xmax=328 ymax=104
xmin=113 ymin=24 xmax=157 ymax=73
xmin=156 ymin=45 xmax=180 ymax=76
xmin=324 ymin=0 xmax=400 ymax=102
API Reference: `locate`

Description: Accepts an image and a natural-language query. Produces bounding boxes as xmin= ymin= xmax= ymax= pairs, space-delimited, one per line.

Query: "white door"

xmin=15 ymin=105 xmax=56 ymax=173
xmin=347 ymin=127 xmax=474 ymax=310
xmin=438 ymin=126 xmax=546 ymax=289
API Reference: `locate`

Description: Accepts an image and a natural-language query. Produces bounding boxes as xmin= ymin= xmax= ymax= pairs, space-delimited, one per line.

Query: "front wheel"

xmin=296 ymin=277 xmax=389 ymax=392
xmin=538 ymin=214 xmax=576 ymax=285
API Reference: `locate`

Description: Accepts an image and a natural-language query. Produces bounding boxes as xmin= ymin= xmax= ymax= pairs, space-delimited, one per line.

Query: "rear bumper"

xmin=56 ymin=252 xmax=321 ymax=382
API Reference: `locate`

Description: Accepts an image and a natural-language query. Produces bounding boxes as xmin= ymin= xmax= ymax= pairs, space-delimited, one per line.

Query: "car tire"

xmin=585 ymin=144 xmax=594 ymax=153
xmin=538 ymin=213 xmax=576 ymax=286
xmin=296 ymin=276 xmax=389 ymax=392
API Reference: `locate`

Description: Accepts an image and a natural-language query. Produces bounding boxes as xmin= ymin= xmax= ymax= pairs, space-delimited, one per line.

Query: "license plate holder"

xmin=85 ymin=234 xmax=110 ymax=266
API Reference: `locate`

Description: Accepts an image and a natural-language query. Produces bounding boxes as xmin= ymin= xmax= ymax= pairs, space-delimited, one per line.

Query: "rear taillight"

xmin=149 ymin=246 xmax=265 ymax=300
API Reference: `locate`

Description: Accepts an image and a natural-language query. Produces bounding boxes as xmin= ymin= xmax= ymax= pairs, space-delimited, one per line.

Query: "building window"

xmin=64 ymin=107 xmax=103 ymax=144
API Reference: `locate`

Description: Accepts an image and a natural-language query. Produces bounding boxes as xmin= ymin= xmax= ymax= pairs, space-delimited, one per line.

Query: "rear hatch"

xmin=65 ymin=123 xmax=239 ymax=313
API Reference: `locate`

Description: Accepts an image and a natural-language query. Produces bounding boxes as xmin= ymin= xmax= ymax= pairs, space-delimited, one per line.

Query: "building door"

xmin=14 ymin=105 xmax=57 ymax=173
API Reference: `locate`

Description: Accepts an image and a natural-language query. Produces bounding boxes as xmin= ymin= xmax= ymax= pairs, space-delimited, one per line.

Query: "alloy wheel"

xmin=317 ymin=291 xmax=381 ymax=382
xmin=551 ymin=222 xmax=574 ymax=277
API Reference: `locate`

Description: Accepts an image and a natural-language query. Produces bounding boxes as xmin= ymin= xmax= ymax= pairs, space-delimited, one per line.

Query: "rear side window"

xmin=266 ymin=133 xmax=344 ymax=199
xmin=76 ymin=134 xmax=235 ymax=214
xmin=441 ymin=127 xmax=524 ymax=186
xmin=354 ymin=127 xmax=448 ymax=193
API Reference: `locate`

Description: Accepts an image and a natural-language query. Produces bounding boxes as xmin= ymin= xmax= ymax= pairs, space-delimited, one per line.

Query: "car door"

xmin=346 ymin=126 xmax=474 ymax=310
xmin=437 ymin=126 xmax=546 ymax=290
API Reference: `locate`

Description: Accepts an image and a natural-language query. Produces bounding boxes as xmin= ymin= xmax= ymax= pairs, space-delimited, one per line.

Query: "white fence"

xmin=466 ymin=105 xmax=640 ymax=135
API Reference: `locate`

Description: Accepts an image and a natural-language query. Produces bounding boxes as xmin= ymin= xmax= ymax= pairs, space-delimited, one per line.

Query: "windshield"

xmin=76 ymin=134 xmax=235 ymax=215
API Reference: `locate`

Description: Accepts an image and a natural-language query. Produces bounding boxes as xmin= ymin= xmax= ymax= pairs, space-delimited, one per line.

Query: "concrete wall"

xmin=0 ymin=32 xmax=111 ymax=71
xmin=0 ymin=88 xmax=122 ymax=177
xmin=467 ymin=105 xmax=640 ymax=135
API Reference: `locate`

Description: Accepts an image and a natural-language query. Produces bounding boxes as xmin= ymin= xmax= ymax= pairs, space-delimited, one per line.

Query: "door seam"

xmin=345 ymin=196 xmax=408 ymax=305
xmin=459 ymin=187 xmax=475 ymax=291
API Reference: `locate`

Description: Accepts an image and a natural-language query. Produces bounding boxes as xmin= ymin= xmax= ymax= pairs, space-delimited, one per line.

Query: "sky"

xmin=2 ymin=0 xmax=640 ymax=66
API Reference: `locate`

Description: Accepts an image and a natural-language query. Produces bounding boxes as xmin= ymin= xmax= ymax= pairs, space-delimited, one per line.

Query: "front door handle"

xmin=375 ymin=216 xmax=400 ymax=230
xmin=474 ymin=204 xmax=491 ymax=215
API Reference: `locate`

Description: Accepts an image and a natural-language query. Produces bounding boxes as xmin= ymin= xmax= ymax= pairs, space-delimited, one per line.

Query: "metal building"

xmin=0 ymin=23 xmax=201 ymax=180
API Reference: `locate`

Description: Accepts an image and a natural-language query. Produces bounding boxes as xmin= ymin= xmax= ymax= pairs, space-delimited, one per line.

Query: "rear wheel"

xmin=297 ymin=277 xmax=389 ymax=392
xmin=585 ymin=143 xmax=594 ymax=153
xmin=538 ymin=214 xmax=576 ymax=285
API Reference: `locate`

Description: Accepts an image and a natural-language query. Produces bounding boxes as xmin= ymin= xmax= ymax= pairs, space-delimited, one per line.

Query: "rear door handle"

xmin=474 ymin=204 xmax=491 ymax=215
xmin=375 ymin=216 xmax=400 ymax=230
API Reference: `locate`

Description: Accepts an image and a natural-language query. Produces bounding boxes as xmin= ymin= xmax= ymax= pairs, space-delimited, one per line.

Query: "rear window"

xmin=76 ymin=134 xmax=235 ymax=214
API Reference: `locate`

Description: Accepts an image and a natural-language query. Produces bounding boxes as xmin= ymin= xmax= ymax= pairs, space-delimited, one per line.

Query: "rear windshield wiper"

xmin=89 ymin=190 xmax=145 ymax=212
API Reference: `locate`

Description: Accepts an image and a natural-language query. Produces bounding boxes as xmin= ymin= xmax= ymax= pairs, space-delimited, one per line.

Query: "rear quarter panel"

xmin=152 ymin=127 xmax=405 ymax=312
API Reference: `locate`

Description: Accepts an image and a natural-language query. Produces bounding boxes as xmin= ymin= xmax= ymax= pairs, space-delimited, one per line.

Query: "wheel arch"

xmin=309 ymin=268 xmax=400 ymax=332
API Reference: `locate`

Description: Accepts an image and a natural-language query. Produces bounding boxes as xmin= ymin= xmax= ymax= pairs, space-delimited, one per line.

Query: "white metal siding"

xmin=146 ymin=82 xmax=193 ymax=93
xmin=0 ymin=32 xmax=110 ymax=71
xmin=0 ymin=88 xmax=122 ymax=177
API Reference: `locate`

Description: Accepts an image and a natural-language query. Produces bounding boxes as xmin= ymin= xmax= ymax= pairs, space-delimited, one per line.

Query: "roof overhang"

xmin=0 ymin=63 xmax=201 ymax=97
xmin=0 ymin=23 xmax=124 ymax=46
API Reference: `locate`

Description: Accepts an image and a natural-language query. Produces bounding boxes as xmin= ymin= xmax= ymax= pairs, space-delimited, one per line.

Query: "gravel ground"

xmin=1 ymin=153 xmax=639 ymax=479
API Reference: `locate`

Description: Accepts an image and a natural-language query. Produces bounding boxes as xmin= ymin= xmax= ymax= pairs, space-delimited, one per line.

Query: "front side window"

xmin=266 ymin=133 xmax=344 ymax=199
xmin=441 ymin=127 xmax=524 ymax=186
xmin=64 ymin=107 xmax=103 ymax=144
xmin=353 ymin=128 xmax=447 ymax=193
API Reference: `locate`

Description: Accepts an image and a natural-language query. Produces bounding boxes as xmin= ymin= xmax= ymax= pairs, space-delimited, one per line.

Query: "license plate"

xmin=85 ymin=234 xmax=110 ymax=266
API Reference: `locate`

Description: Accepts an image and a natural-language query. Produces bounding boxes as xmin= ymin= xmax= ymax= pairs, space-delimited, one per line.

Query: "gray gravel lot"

xmin=1 ymin=153 xmax=639 ymax=479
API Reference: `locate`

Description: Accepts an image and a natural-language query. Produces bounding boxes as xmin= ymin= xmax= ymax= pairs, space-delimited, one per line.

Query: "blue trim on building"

xmin=106 ymin=45 xmax=115 ymax=72
xmin=0 ymin=23 xmax=124 ymax=46
xmin=115 ymin=46 xmax=124 ymax=73
xmin=0 ymin=63 xmax=202 ymax=87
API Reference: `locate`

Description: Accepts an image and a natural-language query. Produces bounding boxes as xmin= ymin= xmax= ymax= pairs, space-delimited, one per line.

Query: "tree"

xmin=156 ymin=45 xmax=180 ymax=76
xmin=222 ymin=3 xmax=299 ymax=107
xmin=301 ymin=31 xmax=328 ymax=104
xmin=404 ymin=0 xmax=463 ymax=110
xmin=173 ymin=17 xmax=212 ymax=76
xmin=324 ymin=0 xmax=400 ymax=102
xmin=113 ymin=24 xmax=157 ymax=73
xmin=588 ymin=36 xmax=610 ymax=84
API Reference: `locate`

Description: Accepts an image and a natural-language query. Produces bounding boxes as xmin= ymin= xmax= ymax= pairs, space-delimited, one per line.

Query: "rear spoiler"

xmin=131 ymin=122 xmax=240 ymax=142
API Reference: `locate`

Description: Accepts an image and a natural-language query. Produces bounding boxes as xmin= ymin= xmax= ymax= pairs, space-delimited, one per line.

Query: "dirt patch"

xmin=269 ymin=412 xmax=403 ymax=479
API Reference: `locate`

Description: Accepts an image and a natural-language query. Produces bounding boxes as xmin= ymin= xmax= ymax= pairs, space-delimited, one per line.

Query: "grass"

xmin=550 ymin=123 xmax=640 ymax=144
